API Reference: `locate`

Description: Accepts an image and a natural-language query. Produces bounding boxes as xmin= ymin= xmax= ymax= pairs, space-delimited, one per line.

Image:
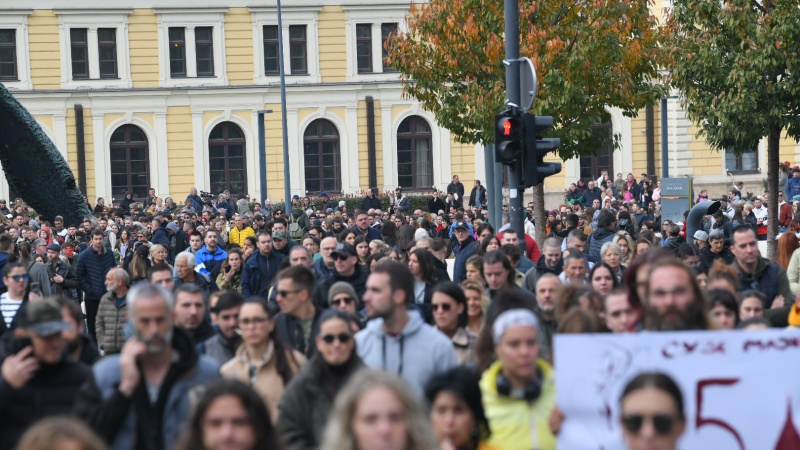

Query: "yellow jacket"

xmin=229 ymin=225 xmax=255 ymax=247
xmin=479 ymin=359 xmax=557 ymax=450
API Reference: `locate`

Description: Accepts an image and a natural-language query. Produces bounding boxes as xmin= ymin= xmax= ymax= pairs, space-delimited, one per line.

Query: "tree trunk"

xmin=767 ymin=124 xmax=780 ymax=261
xmin=533 ymin=183 xmax=546 ymax=248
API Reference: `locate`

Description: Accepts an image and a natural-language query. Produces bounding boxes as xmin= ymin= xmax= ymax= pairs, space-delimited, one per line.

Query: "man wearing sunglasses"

xmin=274 ymin=266 xmax=322 ymax=358
xmin=0 ymin=263 xmax=30 ymax=337
xmin=312 ymin=243 xmax=368 ymax=310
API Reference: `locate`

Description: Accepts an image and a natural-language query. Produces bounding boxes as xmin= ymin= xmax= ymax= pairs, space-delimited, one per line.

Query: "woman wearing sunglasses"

xmin=220 ymin=299 xmax=305 ymax=424
xmin=619 ymin=372 xmax=685 ymax=450
xmin=431 ymin=282 xmax=476 ymax=367
xmin=278 ymin=310 xmax=363 ymax=450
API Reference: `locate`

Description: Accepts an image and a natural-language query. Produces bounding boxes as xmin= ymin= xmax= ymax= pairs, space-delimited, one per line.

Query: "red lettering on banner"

xmin=695 ymin=378 xmax=745 ymax=450
xmin=775 ymin=398 xmax=800 ymax=450
xmin=742 ymin=337 xmax=800 ymax=352
xmin=661 ymin=340 xmax=726 ymax=359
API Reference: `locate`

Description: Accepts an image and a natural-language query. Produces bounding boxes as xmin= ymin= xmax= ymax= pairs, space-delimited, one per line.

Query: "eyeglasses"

xmin=621 ymin=414 xmax=678 ymax=435
xmin=321 ymin=333 xmax=352 ymax=344
xmin=239 ymin=317 xmax=268 ymax=327
xmin=331 ymin=297 xmax=354 ymax=307
xmin=276 ymin=289 xmax=301 ymax=297
xmin=9 ymin=274 xmax=29 ymax=282
xmin=432 ymin=303 xmax=453 ymax=312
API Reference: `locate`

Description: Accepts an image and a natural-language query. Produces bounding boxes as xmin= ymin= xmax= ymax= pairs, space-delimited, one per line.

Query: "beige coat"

xmin=220 ymin=341 xmax=306 ymax=422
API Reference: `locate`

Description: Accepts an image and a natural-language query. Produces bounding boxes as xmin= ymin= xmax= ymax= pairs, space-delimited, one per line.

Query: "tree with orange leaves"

xmin=387 ymin=0 xmax=666 ymax=242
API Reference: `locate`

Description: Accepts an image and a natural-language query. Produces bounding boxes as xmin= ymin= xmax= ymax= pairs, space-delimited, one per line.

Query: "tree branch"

xmin=751 ymin=0 xmax=767 ymax=14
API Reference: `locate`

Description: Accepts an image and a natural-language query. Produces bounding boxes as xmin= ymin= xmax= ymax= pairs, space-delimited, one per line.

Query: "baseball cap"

xmin=332 ymin=242 xmax=357 ymax=258
xmin=319 ymin=191 xmax=329 ymax=198
xmin=20 ymin=298 xmax=71 ymax=337
xmin=273 ymin=230 xmax=286 ymax=241
xmin=693 ymin=230 xmax=709 ymax=242
xmin=46 ymin=243 xmax=61 ymax=252
xmin=292 ymin=195 xmax=300 ymax=200
xmin=454 ymin=221 xmax=469 ymax=231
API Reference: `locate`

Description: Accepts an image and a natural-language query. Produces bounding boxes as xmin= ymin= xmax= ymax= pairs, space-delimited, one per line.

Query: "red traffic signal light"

xmin=494 ymin=113 xmax=522 ymax=165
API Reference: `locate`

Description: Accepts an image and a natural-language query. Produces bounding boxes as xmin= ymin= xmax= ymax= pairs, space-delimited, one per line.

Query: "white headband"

xmin=492 ymin=309 xmax=540 ymax=345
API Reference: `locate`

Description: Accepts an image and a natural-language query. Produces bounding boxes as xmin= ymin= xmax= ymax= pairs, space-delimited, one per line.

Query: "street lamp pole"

xmin=277 ymin=0 xmax=291 ymax=215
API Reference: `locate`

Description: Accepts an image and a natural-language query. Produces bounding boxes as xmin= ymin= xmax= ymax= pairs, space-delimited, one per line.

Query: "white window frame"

xmin=344 ymin=5 xmax=407 ymax=82
xmin=250 ymin=6 xmax=321 ymax=85
xmin=156 ymin=8 xmax=228 ymax=87
xmin=56 ymin=10 xmax=132 ymax=90
xmin=0 ymin=11 xmax=32 ymax=90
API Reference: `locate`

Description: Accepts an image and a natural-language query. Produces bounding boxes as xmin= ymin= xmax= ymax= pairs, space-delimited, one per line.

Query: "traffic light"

xmin=522 ymin=113 xmax=562 ymax=188
xmin=494 ymin=111 xmax=523 ymax=165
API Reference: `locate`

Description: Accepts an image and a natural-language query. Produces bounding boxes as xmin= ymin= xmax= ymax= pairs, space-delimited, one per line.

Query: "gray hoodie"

xmin=355 ymin=309 xmax=457 ymax=394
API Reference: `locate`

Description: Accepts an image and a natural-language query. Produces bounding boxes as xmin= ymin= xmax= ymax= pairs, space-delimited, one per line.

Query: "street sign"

xmin=519 ymin=57 xmax=537 ymax=112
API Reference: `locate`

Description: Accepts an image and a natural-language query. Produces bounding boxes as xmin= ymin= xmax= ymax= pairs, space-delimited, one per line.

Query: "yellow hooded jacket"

xmin=479 ymin=359 xmax=557 ymax=450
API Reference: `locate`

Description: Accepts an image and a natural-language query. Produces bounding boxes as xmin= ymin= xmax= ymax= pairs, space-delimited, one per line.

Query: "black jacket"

xmin=361 ymin=195 xmax=382 ymax=211
xmin=76 ymin=246 xmax=116 ymax=301
xmin=468 ymin=186 xmax=486 ymax=208
xmin=432 ymin=257 xmax=450 ymax=283
xmin=428 ymin=197 xmax=446 ymax=214
xmin=587 ymin=227 xmax=616 ymax=264
xmin=275 ymin=307 xmax=323 ymax=359
xmin=312 ymin=265 xmax=369 ymax=309
xmin=0 ymin=339 xmax=90 ymax=450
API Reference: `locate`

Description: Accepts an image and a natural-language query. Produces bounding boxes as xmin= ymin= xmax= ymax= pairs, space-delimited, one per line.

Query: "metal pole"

xmin=277 ymin=0 xmax=292 ymax=215
xmin=504 ymin=0 xmax=523 ymax=240
xmin=484 ymin=144 xmax=496 ymax=226
xmin=493 ymin=164 xmax=503 ymax=228
xmin=661 ymin=97 xmax=669 ymax=178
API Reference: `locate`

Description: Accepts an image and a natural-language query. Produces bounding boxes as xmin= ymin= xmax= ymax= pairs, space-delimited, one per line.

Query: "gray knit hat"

xmin=328 ymin=281 xmax=358 ymax=305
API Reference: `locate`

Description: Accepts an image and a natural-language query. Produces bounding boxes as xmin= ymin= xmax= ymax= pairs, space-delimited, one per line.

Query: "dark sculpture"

xmin=0 ymin=83 xmax=90 ymax=226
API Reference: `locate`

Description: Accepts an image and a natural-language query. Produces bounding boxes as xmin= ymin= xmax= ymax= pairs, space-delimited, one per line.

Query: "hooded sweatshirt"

xmin=355 ymin=309 xmax=457 ymax=394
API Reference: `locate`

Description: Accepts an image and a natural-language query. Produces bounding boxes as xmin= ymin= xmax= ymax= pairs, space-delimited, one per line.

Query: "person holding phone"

xmin=74 ymin=283 xmax=220 ymax=450
xmin=0 ymin=298 xmax=90 ymax=450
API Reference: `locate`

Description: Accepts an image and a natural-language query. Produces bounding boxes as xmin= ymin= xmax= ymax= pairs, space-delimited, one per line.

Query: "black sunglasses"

xmin=331 ymin=253 xmax=351 ymax=261
xmin=432 ymin=303 xmax=452 ymax=312
xmin=321 ymin=333 xmax=352 ymax=344
xmin=331 ymin=297 xmax=354 ymax=307
xmin=621 ymin=414 xmax=677 ymax=435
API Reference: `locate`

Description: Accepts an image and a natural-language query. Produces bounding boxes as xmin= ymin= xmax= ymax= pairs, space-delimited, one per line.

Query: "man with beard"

xmin=524 ymin=238 xmax=562 ymax=291
xmin=645 ymin=259 xmax=711 ymax=331
xmin=534 ymin=273 xmax=560 ymax=360
xmin=96 ymin=268 xmax=130 ymax=355
xmin=355 ymin=261 xmax=456 ymax=393
xmin=74 ymin=283 xmax=219 ymax=450
xmin=173 ymin=284 xmax=215 ymax=343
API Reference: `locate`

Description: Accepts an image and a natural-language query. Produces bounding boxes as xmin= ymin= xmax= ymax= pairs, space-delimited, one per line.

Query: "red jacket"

xmin=496 ymin=230 xmax=541 ymax=262
xmin=780 ymin=202 xmax=793 ymax=227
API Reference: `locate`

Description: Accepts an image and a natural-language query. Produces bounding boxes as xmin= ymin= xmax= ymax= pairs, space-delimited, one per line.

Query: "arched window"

xmin=110 ymin=124 xmax=149 ymax=201
xmin=303 ymin=119 xmax=341 ymax=194
xmin=209 ymin=122 xmax=247 ymax=195
xmin=397 ymin=116 xmax=432 ymax=190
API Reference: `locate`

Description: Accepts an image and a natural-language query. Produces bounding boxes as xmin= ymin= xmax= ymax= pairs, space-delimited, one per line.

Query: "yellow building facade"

xmin=1 ymin=0 xmax=796 ymax=208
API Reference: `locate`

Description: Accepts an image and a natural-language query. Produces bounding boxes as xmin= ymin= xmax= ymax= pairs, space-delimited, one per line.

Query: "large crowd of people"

xmin=0 ymin=169 xmax=794 ymax=450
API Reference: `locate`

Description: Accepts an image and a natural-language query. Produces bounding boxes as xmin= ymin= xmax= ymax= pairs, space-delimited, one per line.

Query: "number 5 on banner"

xmin=696 ymin=378 xmax=745 ymax=450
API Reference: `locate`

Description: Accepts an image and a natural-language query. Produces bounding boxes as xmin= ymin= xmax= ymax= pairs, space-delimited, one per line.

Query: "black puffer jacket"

xmin=0 ymin=338 xmax=90 ymax=450
xmin=587 ymin=227 xmax=615 ymax=264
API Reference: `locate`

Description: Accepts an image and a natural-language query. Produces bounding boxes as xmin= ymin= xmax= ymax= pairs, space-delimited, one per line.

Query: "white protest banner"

xmin=554 ymin=329 xmax=800 ymax=449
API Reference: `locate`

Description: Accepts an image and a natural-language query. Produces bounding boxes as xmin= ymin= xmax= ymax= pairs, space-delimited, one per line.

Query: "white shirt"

xmin=0 ymin=292 xmax=23 ymax=328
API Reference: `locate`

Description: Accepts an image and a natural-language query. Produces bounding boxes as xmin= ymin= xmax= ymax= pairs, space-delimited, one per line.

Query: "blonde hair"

xmin=460 ymin=279 xmax=490 ymax=313
xmin=320 ymin=370 xmax=439 ymax=450
xmin=16 ymin=416 xmax=107 ymax=450
xmin=149 ymin=244 xmax=167 ymax=258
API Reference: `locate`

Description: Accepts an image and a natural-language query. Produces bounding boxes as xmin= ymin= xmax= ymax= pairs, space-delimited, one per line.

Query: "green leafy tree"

xmin=387 ymin=0 xmax=666 ymax=242
xmin=665 ymin=0 xmax=800 ymax=259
